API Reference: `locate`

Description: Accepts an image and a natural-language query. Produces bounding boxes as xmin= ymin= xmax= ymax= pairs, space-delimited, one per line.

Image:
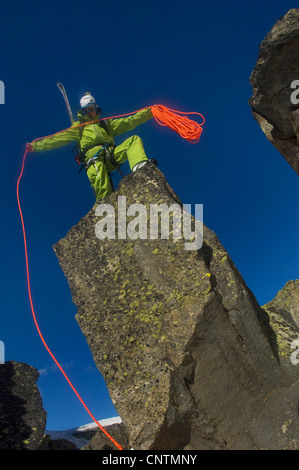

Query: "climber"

xmin=26 ymin=93 xmax=154 ymax=200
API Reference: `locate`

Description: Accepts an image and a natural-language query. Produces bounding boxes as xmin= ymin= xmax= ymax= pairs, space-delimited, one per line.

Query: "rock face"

xmin=81 ymin=422 xmax=130 ymax=450
xmin=39 ymin=435 xmax=79 ymax=450
xmin=263 ymin=280 xmax=299 ymax=364
xmin=44 ymin=417 xmax=129 ymax=450
xmin=54 ymin=163 xmax=299 ymax=450
xmin=249 ymin=8 xmax=299 ymax=175
xmin=0 ymin=361 xmax=47 ymax=450
xmin=264 ymin=280 xmax=299 ymax=329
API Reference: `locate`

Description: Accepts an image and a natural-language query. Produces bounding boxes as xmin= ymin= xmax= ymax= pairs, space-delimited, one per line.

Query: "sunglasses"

xmin=85 ymin=105 xmax=97 ymax=113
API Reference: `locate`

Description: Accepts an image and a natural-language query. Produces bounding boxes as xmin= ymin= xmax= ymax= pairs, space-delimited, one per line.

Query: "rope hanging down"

xmin=17 ymin=104 xmax=204 ymax=451
xmin=16 ymin=149 xmax=123 ymax=451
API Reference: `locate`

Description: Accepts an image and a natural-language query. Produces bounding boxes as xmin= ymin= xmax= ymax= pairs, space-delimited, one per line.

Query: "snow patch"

xmin=46 ymin=416 xmax=122 ymax=448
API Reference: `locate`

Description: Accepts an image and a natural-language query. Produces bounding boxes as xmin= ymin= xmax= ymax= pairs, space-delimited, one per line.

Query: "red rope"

xmin=19 ymin=103 xmax=204 ymax=450
xmin=30 ymin=104 xmax=205 ymax=145
xmin=16 ymin=149 xmax=123 ymax=451
xmin=151 ymin=104 xmax=205 ymax=143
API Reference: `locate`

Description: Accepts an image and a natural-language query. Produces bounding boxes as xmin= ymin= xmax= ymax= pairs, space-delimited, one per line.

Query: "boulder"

xmin=263 ymin=280 xmax=299 ymax=367
xmin=249 ymin=8 xmax=299 ymax=174
xmin=54 ymin=163 xmax=299 ymax=449
xmin=0 ymin=361 xmax=47 ymax=450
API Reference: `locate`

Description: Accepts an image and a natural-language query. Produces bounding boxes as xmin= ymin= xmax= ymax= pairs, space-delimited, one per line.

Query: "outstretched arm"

xmin=108 ymin=107 xmax=153 ymax=138
xmin=29 ymin=123 xmax=81 ymax=152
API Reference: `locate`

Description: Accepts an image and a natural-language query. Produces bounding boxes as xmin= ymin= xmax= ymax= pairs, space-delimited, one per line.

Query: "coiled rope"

xmin=151 ymin=104 xmax=205 ymax=143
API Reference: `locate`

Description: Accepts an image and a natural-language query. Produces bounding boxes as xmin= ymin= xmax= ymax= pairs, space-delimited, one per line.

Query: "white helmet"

xmin=80 ymin=93 xmax=96 ymax=108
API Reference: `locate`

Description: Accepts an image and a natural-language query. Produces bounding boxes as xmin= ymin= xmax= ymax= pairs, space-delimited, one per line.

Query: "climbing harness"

xmin=84 ymin=144 xmax=124 ymax=175
xmin=73 ymin=117 xmax=124 ymax=194
xmin=17 ymin=102 xmax=205 ymax=451
xmin=73 ymin=118 xmax=111 ymax=171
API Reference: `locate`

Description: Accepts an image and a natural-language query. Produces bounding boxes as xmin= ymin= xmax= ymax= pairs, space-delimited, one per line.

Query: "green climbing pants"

xmin=87 ymin=135 xmax=148 ymax=200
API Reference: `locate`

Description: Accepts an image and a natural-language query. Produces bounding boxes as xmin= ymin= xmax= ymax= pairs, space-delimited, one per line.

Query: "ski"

xmin=57 ymin=82 xmax=74 ymax=124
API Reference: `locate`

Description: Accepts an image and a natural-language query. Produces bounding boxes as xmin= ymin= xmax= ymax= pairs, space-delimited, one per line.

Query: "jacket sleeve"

xmin=108 ymin=107 xmax=153 ymax=138
xmin=32 ymin=122 xmax=81 ymax=152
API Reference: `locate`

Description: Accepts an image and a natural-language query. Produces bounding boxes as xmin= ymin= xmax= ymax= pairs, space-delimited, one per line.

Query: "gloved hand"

xmin=26 ymin=142 xmax=33 ymax=152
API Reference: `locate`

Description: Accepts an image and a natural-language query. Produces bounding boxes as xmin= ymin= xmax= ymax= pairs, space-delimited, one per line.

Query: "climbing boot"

xmin=132 ymin=159 xmax=158 ymax=172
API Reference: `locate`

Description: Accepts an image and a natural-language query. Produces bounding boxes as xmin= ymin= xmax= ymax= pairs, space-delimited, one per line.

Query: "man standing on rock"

xmin=26 ymin=92 xmax=154 ymax=200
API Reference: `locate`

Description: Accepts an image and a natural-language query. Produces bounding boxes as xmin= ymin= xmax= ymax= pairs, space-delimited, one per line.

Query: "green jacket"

xmin=32 ymin=107 xmax=153 ymax=160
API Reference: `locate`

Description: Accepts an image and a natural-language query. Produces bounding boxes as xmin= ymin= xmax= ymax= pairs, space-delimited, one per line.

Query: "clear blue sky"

xmin=1 ymin=0 xmax=298 ymax=431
